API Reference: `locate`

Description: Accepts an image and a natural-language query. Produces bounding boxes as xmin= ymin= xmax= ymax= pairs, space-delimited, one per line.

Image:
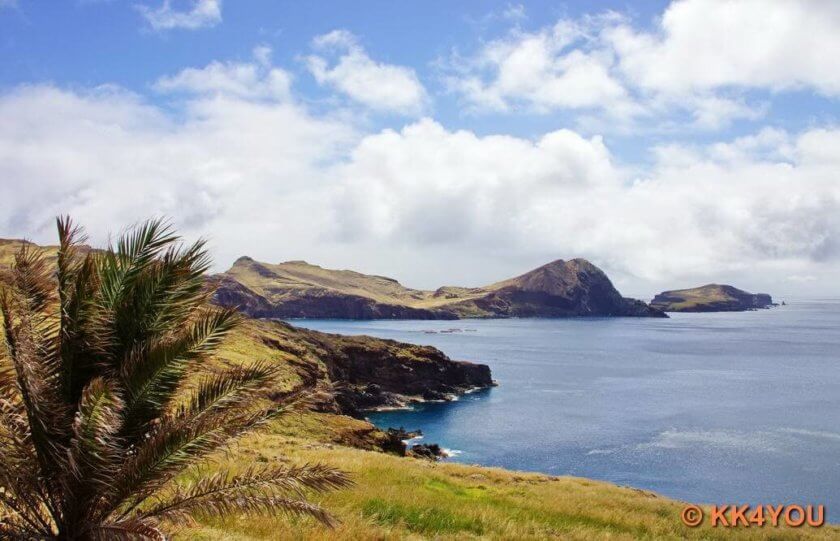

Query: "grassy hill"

xmin=213 ymin=256 xmax=664 ymax=319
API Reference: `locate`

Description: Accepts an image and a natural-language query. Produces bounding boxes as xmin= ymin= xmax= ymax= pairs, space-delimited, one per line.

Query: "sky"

xmin=1 ymin=0 xmax=839 ymax=299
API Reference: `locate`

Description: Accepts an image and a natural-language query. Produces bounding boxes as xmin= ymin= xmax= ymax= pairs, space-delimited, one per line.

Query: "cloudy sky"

xmin=1 ymin=0 xmax=839 ymax=299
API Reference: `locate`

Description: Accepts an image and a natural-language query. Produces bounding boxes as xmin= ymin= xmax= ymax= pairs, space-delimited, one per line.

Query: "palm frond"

xmin=87 ymin=520 xmax=166 ymax=541
xmin=113 ymin=404 xmax=287 ymax=516
xmin=119 ymin=307 xmax=241 ymax=434
xmin=142 ymin=462 xmax=352 ymax=524
xmin=65 ymin=377 xmax=125 ymax=504
xmin=177 ymin=361 xmax=279 ymax=421
xmin=56 ymin=216 xmax=114 ymax=403
xmin=8 ymin=242 xmax=55 ymax=315
xmin=0 ymin=284 xmax=70 ymax=520
xmin=155 ymin=494 xmax=338 ymax=528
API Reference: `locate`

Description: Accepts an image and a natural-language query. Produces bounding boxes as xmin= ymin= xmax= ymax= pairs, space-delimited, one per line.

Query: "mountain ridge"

xmin=212 ymin=255 xmax=666 ymax=319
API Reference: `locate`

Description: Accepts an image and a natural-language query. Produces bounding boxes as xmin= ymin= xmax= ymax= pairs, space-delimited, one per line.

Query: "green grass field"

xmin=181 ymin=420 xmax=838 ymax=540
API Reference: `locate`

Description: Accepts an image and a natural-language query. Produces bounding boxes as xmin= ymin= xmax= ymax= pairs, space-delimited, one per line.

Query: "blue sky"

xmin=2 ymin=0 xmax=834 ymax=160
xmin=1 ymin=0 xmax=839 ymax=297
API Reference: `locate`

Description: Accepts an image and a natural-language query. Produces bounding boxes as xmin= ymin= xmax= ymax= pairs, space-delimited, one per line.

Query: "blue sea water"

xmin=291 ymin=300 xmax=840 ymax=520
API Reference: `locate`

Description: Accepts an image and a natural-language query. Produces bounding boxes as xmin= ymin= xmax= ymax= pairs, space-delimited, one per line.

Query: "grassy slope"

xmin=223 ymin=258 xmax=492 ymax=310
xmin=0 ymin=239 xmax=59 ymax=268
xmin=179 ymin=322 xmax=837 ymax=540
xmin=184 ymin=429 xmax=836 ymax=540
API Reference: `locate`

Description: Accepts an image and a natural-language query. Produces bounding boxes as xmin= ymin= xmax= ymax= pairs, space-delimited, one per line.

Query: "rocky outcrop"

xmin=212 ymin=256 xmax=665 ymax=319
xmin=252 ymin=319 xmax=495 ymax=417
xmin=410 ymin=443 xmax=446 ymax=460
xmin=650 ymin=284 xmax=774 ymax=312
xmin=295 ymin=325 xmax=494 ymax=415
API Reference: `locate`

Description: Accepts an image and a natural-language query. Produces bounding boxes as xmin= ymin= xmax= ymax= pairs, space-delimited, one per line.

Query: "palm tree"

xmin=0 ymin=217 xmax=351 ymax=539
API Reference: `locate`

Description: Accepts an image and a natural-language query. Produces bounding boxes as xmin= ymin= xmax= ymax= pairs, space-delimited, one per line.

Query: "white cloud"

xmin=446 ymin=18 xmax=637 ymax=117
xmin=306 ymin=30 xmax=428 ymax=115
xmin=0 ymin=60 xmax=357 ymax=271
xmin=137 ymin=0 xmax=222 ymax=31
xmin=154 ymin=47 xmax=292 ymax=102
xmin=447 ymin=0 xmax=840 ymax=131
xmin=330 ymin=118 xmax=840 ymax=292
xmin=606 ymin=0 xmax=840 ymax=96
xmin=2 ymin=42 xmax=840 ymax=296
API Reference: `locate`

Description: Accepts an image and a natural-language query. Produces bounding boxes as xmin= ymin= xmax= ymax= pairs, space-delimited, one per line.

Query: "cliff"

xmin=243 ymin=318 xmax=494 ymax=416
xmin=212 ymin=256 xmax=666 ymax=319
xmin=650 ymin=284 xmax=774 ymax=312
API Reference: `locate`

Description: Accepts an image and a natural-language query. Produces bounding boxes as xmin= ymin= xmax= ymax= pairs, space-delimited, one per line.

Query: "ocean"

xmin=292 ymin=300 xmax=840 ymax=521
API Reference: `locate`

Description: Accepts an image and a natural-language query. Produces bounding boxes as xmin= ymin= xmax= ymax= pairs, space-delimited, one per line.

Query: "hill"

xmin=650 ymin=284 xmax=774 ymax=312
xmin=212 ymin=256 xmax=665 ymax=319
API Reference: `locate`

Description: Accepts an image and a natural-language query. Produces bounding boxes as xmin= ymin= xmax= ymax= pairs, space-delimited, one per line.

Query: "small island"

xmin=650 ymin=284 xmax=774 ymax=312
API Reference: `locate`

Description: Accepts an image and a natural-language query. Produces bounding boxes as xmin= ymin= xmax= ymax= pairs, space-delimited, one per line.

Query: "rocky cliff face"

xmin=650 ymin=284 xmax=774 ymax=312
xmin=244 ymin=319 xmax=494 ymax=416
xmin=212 ymin=256 xmax=666 ymax=319
xmin=294 ymin=325 xmax=493 ymax=415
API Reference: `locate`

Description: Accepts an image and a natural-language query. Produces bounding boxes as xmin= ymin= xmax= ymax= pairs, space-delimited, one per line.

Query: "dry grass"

xmin=224 ymin=257 xmax=491 ymax=310
xmin=180 ymin=425 xmax=839 ymax=540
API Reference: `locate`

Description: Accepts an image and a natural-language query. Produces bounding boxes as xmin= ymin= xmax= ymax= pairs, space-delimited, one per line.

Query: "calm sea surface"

xmin=291 ymin=300 xmax=840 ymax=520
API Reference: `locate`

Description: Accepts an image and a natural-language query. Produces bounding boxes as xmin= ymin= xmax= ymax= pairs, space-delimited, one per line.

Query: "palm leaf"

xmin=0 ymin=217 xmax=350 ymax=538
xmin=119 ymin=307 xmax=241 ymax=434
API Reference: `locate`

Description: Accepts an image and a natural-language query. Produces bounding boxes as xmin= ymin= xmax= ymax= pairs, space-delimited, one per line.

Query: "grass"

xmin=179 ymin=425 xmax=839 ymax=540
xmin=224 ymin=257 xmax=493 ymax=311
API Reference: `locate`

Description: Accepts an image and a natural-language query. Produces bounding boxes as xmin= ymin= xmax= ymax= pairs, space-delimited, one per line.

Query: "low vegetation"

xmin=183 ymin=424 xmax=838 ymax=540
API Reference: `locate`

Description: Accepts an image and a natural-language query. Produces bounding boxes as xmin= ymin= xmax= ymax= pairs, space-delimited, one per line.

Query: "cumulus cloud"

xmin=331 ymin=118 xmax=840 ymax=291
xmin=607 ymin=0 xmax=840 ymax=96
xmin=0 ymin=57 xmax=357 ymax=269
xmin=2 ymin=33 xmax=840 ymax=295
xmin=1 ymin=79 xmax=839 ymax=294
xmin=306 ymin=30 xmax=428 ymax=115
xmin=446 ymin=17 xmax=637 ymax=117
xmin=154 ymin=46 xmax=292 ymax=101
xmin=447 ymin=0 xmax=840 ymax=131
xmin=137 ymin=0 xmax=222 ymax=31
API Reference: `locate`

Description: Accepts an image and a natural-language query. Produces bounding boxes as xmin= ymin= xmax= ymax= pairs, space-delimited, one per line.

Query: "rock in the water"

xmin=381 ymin=427 xmax=422 ymax=456
xmin=410 ymin=443 xmax=445 ymax=460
